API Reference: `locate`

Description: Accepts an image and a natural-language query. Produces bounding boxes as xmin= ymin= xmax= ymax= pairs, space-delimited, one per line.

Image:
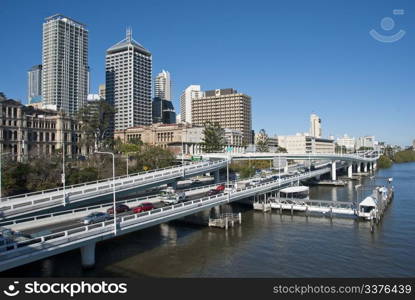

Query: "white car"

xmin=162 ymin=192 xmax=186 ymax=204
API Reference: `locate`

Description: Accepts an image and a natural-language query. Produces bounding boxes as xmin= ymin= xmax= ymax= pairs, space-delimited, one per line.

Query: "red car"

xmin=132 ymin=202 xmax=155 ymax=213
xmin=107 ymin=204 xmax=130 ymax=214
xmin=215 ymin=184 xmax=225 ymax=192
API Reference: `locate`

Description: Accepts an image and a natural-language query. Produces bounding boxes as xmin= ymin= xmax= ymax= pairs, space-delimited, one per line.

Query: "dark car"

xmin=81 ymin=212 xmax=111 ymax=225
xmin=207 ymin=189 xmax=220 ymax=196
xmin=132 ymin=202 xmax=155 ymax=213
xmin=107 ymin=204 xmax=130 ymax=214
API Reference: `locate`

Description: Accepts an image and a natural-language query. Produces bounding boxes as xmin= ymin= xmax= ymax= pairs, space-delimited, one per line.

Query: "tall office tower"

xmin=192 ymin=88 xmax=252 ymax=144
xmin=310 ymin=113 xmax=322 ymax=138
xmin=154 ymin=70 xmax=171 ymax=101
xmin=28 ymin=65 xmax=42 ymax=103
xmin=42 ymin=14 xmax=89 ymax=115
xmin=179 ymin=85 xmax=203 ymax=124
xmin=105 ymin=28 xmax=152 ymax=130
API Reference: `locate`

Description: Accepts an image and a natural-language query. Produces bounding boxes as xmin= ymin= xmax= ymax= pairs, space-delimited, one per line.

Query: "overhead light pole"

xmin=62 ymin=132 xmax=66 ymax=206
xmin=95 ymin=151 xmax=117 ymax=235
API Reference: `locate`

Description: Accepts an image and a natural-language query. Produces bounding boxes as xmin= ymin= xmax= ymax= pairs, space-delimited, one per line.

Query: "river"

xmin=3 ymin=162 xmax=415 ymax=277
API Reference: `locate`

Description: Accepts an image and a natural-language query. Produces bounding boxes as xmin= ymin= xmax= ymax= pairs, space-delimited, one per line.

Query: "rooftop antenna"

xmin=126 ymin=26 xmax=132 ymax=42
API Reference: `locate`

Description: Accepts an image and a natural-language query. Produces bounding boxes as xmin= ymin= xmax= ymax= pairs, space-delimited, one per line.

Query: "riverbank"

xmin=377 ymin=150 xmax=415 ymax=169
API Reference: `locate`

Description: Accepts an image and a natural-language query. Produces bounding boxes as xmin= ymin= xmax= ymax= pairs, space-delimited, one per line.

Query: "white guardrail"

xmin=0 ymin=180 xmax=229 ymax=227
xmin=202 ymin=152 xmax=380 ymax=162
xmin=0 ymin=160 xmax=228 ymax=218
xmin=0 ymin=167 xmax=330 ymax=265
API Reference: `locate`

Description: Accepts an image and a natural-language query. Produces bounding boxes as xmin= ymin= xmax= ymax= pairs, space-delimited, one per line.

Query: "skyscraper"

xmin=28 ymin=65 xmax=42 ymax=103
xmin=152 ymin=97 xmax=176 ymax=124
xmin=42 ymin=14 xmax=89 ymax=115
xmin=310 ymin=113 xmax=322 ymax=138
xmin=179 ymin=85 xmax=203 ymax=124
xmin=154 ymin=70 xmax=171 ymax=101
xmin=106 ymin=29 xmax=152 ymax=130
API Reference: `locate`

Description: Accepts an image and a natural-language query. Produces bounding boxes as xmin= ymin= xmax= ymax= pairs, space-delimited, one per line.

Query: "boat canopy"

xmin=280 ymin=186 xmax=309 ymax=194
xmin=359 ymin=196 xmax=377 ymax=208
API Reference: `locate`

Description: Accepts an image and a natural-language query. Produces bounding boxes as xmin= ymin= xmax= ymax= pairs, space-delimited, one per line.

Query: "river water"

xmin=3 ymin=162 xmax=415 ymax=277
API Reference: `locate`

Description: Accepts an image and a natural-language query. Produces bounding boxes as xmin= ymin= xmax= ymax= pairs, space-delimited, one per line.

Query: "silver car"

xmin=81 ymin=212 xmax=111 ymax=225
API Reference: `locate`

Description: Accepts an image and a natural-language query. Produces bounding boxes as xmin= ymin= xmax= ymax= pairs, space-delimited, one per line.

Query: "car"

xmin=207 ymin=189 xmax=220 ymax=196
xmin=107 ymin=204 xmax=130 ymax=214
xmin=162 ymin=192 xmax=186 ymax=204
xmin=81 ymin=212 xmax=111 ymax=225
xmin=132 ymin=202 xmax=155 ymax=213
xmin=215 ymin=184 xmax=225 ymax=192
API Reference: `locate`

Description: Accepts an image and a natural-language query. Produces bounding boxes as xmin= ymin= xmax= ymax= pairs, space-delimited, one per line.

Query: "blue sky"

xmin=0 ymin=0 xmax=414 ymax=146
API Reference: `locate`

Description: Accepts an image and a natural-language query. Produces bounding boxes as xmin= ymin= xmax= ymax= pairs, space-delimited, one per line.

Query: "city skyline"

xmin=0 ymin=0 xmax=414 ymax=146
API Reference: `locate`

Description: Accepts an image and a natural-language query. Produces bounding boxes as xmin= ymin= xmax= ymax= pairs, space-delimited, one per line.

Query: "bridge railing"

xmin=0 ymin=160 xmax=228 ymax=217
xmin=0 ymin=159 xmax=228 ymax=203
xmin=0 ymin=180 xmax=228 ymax=227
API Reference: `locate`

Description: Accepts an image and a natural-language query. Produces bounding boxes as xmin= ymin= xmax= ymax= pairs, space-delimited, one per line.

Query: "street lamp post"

xmin=182 ymin=129 xmax=185 ymax=177
xmin=95 ymin=151 xmax=117 ymax=235
xmin=0 ymin=152 xmax=11 ymax=199
xmin=62 ymin=134 xmax=66 ymax=206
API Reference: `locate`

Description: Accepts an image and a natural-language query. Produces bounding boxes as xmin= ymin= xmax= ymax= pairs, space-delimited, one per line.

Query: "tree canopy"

xmin=256 ymin=129 xmax=270 ymax=152
xmin=77 ymin=100 xmax=115 ymax=151
xmin=201 ymin=122 xmax=225 ymax=153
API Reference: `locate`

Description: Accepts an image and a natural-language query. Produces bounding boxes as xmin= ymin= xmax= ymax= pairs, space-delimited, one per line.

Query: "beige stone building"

xmin=114 ymin=123 xmax=245 ymax=155
xmin=278 ymin=134 xmax=335 ymax=154
xmin=0 ymin=94 xmax=88 ymax=161
xmin=191 ymin=88 xmax=252 ymax=144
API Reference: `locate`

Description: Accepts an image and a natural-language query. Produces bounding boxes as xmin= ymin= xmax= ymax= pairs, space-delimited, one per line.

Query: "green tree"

xmin=201 ymin=121 xmax=225 ymax=153
xmin=393 ymin=150 xmax=415 ymax=163
xmin=335 ymin=145 xmax=347 ymax=154
xmin=67 ymin=167 xmax=99 ymax=185
xmin=256 ymin=129 xmax=270 ymax=152
xmin=275 ymin=146 xmax=287 ymax=153
xmin=2 ymin=160 xmax=30 ymax=196
xmin=77 ymin=99 xmax=115 ymax=151
xmin=358 ymin=146 xmax=374 ymax=151
xmin=377 ymin=155 xmax=393 ymax=169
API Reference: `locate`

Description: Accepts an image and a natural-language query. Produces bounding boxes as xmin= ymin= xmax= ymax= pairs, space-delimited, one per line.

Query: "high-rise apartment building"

xmin=105 ymin=29 xmax=152 ymax=130
xmin=179 ymin=85 xmax=203 ymax=124
xmin=310 ymin=113 xmax=322 ymax=138
xmin=28 ymin=65 xmax=42 ymax=104
xmin=191 ymin=88 xmax=252 ymax=144
xmin=42 ymin=14 xmax=89 ymax=115
xmin=154 ymin=70 xmax=171 ymax=101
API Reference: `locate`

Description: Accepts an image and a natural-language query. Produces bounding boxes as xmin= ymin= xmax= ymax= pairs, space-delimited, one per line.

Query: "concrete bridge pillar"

xmin=213 ymin=169 xmax=220 ymax=183
xmin=357 ymin=163 xmax=361 ymax=173
xmin=373 ymin=162 xmax=377 ymax=170
xmin=80 ymin=242 xmax=96 ymax=269
xmin=331 ymin=161 xmax=337 ymax=181
xmin=348 ymin=163 xmax=353 ymax=178
xmin=369 ymin=162 xmax=373 ymax=172
xmin=364 ymin=163 xmax=368 ymax=173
